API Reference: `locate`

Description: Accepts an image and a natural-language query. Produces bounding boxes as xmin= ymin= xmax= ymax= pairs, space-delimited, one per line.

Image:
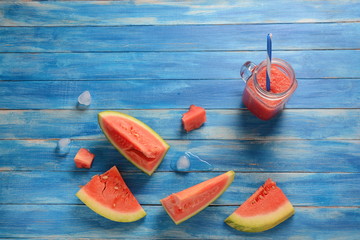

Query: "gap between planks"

xmin=0 ymin=203 xmax=358 ymax=208
xmin=1 ymin=20 xmax=360 ymax=28
xmin=2 ymin=77 xmax=360 ymax=82
xmin=0 ymin=138 xmax=359 ymax=141
xmin=1 ymin=169 xmax=359 ymax=174
xmin=0 ymin=49 xmax=359 ymax=54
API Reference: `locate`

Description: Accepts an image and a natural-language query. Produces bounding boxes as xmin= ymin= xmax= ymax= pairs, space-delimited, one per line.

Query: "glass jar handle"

xmin=240 ymin=61 xmax=257 ymax=83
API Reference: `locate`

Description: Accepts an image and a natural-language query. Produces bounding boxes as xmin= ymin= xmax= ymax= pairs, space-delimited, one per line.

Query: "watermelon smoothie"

xmin=241 ymin=58 xmax=297 ymax=120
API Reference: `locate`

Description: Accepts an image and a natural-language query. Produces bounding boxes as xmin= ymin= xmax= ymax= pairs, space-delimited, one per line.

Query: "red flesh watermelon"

xmin=182 ymin=105 xmax=206 ymax=132
xmin=225 ymin=179 xmax=295 ymax=232
xmin=161 ymin=171 xmax=235 ymax=224
xmin=98 ymin=111 xmax=170 ymax=175
xmin=74 ymin=148 xmax=95 ymax=168
xmin=76 ymin=166 xmax=146 ymax=222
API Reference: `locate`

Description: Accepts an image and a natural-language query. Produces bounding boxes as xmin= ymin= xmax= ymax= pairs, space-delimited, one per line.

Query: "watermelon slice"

xmin=225 ymin=179 xmax=295 ymax=232
xmin=76 ymin=166 xmax=146 ymax=222
xmin=98 ymin=111 xmax=170 ymax=175
xmin=182 ymin=105 xmax=206 ymax=132
xmin=160 ymin=171 xmax=235 ymax=224
xmin=74 ymin=148 xmax=95 ymax=168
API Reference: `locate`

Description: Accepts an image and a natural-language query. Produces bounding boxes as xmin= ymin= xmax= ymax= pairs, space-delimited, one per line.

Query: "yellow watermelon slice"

xmin=76 ymin=166 xmax=146 ymax=222
xmin=161 ymin=171 xmax=235 ymax=224
xmin=225 ymin=178 xmax=295 ymax=232
xmin=98 ymin=111 xmax=170 ymax=175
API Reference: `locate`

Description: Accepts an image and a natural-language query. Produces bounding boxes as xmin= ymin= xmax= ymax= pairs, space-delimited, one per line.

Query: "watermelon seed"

xmin=259 ymin=195 xmax=264 ymax=199
xmin=102 ymin=175 xmax=109 ymax=180
xmin=114 ymin=186 xmax=119 ymax=190
xmin=263 ymin=190 xmax=268 ymax=195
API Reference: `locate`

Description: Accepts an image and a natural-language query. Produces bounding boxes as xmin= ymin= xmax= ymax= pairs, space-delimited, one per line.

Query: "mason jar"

xmin=240 ymin=58 xmax=298 ymax=120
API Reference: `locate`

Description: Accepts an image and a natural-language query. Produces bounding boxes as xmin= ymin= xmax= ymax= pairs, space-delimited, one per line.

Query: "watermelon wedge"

xmin=98 ymin=111 xmax=170 ymax=175
xmin=74 ymin=148 xmax=95 ymax=168
xmin=182 ymin=105 xmax=206 ymax=132
xmin=76 ymin=166 xmax=146 ymax=222
xmin=225 ymin=179 xmax=295 ymax=232
xmin=160 ymin=171 xmax=235 ymax=224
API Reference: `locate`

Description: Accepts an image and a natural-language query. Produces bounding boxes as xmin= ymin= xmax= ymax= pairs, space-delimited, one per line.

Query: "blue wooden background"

xmin=1 ymin=1 xmax=359 ymax=239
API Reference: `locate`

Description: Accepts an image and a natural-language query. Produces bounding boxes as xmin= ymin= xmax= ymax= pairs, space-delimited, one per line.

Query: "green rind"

xmin=98 ymin=111 xmax=170 ymax=175
xmin=225 ymin=202 xmax=295 ymax=232
xmin=161 ymin=170 xmax=235 ymax=225
xmin=76 ymin=188 xmax=147 ymax=222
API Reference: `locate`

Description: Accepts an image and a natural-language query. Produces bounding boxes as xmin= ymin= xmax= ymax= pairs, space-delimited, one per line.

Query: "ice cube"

xmin=57 ymin=138 xmax=71 ymax=156
xmin=78 ymin=91 xmax=91 ymax=106
xmin=170 ymin=152 xmax=213 ymax=172
xmin=176 ymin=155 xmax=191 ymax=171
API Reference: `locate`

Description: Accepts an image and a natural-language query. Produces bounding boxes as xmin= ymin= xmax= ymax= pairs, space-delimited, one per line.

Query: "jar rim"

xmin=253 ymin=58 xmax=296 ymax=99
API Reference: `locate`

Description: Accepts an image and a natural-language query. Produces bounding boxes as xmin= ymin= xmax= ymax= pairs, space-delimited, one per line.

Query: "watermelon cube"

xmin=182 ymin=105 xmax=206 ymax=132
xmin=74 ymin=148 xmax=95 ymax=168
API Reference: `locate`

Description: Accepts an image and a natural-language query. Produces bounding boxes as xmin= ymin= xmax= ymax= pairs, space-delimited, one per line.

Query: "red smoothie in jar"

xmin=242 ymin=58 xmax=297 ymax=120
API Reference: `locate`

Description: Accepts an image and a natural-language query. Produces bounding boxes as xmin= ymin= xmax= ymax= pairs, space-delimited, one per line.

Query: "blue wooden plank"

xmin=1 ymin=23 xmax=359 ymax=52
xmin=1 ymin=140 xmax=359 ymax=173
xmin=0 ymin=205 xmax=359 ymax=239
xmin=1 ymin=79 xmax=359 ymax=109
xmin=0 ymin=109 xmax=359 ymax=140
xmin=1 ymin=51 xmax=359 ymax=80
xmin=0 ymin=1 xmax=358 ymax=240
xmin=0 ymin=171 xmax=359 ymax=206
xmin=1 ymin=1 xmax=359 ymax=26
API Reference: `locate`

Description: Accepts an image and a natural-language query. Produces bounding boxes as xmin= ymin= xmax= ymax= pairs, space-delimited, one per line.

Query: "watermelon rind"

xmin=225 ymin=201 xmax=295 ymax=232
xmin=224 ymin=179 xmax=295 ymax=232
xmin=161 ymin=170 xmax=235 ymax=225
xmin=76 ymin=188 xmax=147 ymax=222
xmin=98 ymin=111 xmax=170 ymax=175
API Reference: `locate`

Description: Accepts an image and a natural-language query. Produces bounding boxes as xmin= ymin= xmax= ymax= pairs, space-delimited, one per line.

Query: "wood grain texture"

xmin=0 ymin=205 xmax=359 ymax=239
xmin=1 ymin=79 xmax=359 ymax=109
xmin=1 ymin=0 xmax=359 ymax=239
xmin=1 ymin=0 xmax=359 ymax=26
xmin=1 ymin=140 xmax=359 ymax=173
xmin=0 ymin=171 xmax=359 ymax=206
xmin=1 ymin=51 xmax=360 ymax=80
xmin=0 ymin=109 xmax=359 ymax=140
xmin=1 ymin=23 xmax=359 ymax=52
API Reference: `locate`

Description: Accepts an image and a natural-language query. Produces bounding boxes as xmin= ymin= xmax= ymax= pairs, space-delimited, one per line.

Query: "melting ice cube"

xmin=57 ymin=138 xmax=71 ymax=156
xmin=176 ymin=155 xmax=191 ymax=171
xmin=171 ymin=152 xmax=213 ymax=172
xmin=78 ymin=91 xmax=91 ymax=106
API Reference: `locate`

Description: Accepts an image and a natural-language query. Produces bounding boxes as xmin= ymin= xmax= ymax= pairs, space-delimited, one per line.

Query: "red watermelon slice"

xmin=76 ymin=166 xmax=146 ymax=222
xmin=98 ymin=111 xmax=170 ymax=175
xmin=74 ymin=148 xmax=95 ymax=169
xmin=225 ymin=179 xmax=295 ymax=232
xmin=182 ymin=105 xmax=206 ymax=132
xmin=161 ymin=171 xmax=235 ymax=224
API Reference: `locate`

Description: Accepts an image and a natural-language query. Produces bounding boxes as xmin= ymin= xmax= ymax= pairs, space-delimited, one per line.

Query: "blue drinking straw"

xmin=266 ymin=33 xmax=272 ymax=91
